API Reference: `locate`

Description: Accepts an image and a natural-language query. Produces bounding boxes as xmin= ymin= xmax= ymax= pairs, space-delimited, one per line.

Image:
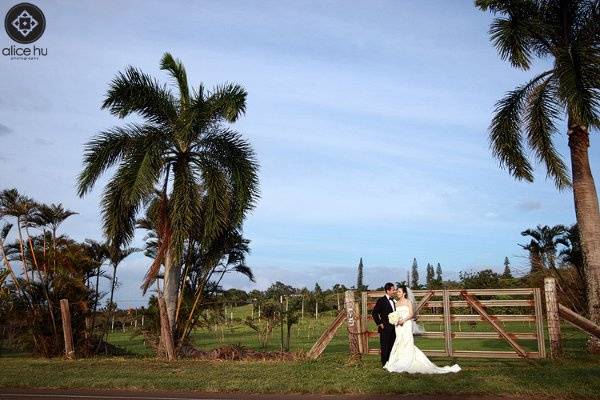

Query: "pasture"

xmin=2 ymin=305 xmax=598 ymax=399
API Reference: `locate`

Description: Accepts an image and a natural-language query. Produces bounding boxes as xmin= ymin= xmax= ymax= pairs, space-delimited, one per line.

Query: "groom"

xmin=372 ymin=282 xmax=397 ymax=366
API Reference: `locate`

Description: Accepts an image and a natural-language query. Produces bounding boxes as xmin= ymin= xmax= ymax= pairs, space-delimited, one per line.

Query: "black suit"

xmin=372 ymin=295 xmax=396 ymax=366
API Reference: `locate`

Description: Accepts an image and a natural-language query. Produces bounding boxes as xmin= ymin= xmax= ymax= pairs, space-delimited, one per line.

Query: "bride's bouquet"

xmin=388 ymin=310 xmax=402 ymax=325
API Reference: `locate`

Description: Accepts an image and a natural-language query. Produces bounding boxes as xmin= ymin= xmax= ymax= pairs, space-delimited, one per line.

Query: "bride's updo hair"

xmin=397 ymin=284 xmax=408 ymax=299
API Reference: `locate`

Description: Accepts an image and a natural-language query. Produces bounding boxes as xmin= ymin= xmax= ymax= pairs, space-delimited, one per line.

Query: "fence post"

xmin=544 ymin=277 xmax=562 ymax=358
xmin=59 ymin=299 xmax=75 ymax=360
xmin=344 ymin=290 xmax=361 ymax=357
xmin=533 ymin=288 xmax=547 ymax=358
xmin=443 ymin=290 xmax=453 ymax=357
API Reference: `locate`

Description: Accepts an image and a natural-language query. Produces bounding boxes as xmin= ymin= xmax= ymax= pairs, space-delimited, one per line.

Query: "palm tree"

xmin=77 ymin=53 xmax=259 ymax=337
xmin=83 ymin=239 xmax=109 ymax=337
xmin=106 ymin=245 xmax=139 ymax=310
xmin=558 ymin=224 xmax=588 ymax=313
xmin=0 ymin=222 xmax=21 ymax=293
xmin=520 ymin=240 xmax=545 ymax=274
xmin=521 ymin=224 xmax=567 ymax=270
xmin=35 ymin=203 xmax=77 ymax=270
xmin=477 ymin=0 xmax=600 ymax=352
xmin=0 ymin=189 xmax=36 ymax=282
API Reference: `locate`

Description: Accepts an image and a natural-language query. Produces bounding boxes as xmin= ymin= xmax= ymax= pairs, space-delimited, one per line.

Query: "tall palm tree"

xmin=477 ymin=0 xmax=600 ymax=352
xmin=77 ymin=53 xmax=259 ymax=335
xmin=83 ymin=239 xmax=109 ymax=337
xmin=0 ymin=189 xmax=36 ymax=282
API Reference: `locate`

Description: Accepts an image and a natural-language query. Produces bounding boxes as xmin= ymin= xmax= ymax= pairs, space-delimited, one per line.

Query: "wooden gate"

xmin=361 ymin=288 xmax=546 ymax=359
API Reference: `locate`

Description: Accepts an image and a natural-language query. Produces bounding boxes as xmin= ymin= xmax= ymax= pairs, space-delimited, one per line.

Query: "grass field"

xmin=2 ymin=305 xmax=599 ymax=399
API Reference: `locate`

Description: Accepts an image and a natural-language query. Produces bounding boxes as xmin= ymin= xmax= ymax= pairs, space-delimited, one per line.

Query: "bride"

xmin=383 ymin=284 xmax=460 ymax=374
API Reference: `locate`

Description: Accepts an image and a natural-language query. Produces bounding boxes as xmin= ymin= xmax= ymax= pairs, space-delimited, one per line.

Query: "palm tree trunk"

xmin=109 ymin=263 xmax=117 ymax=308
xmin=163 ymin=250 xmax=179 ymax=335
xmin=16 ymin=220 xmax=30 ymax=282
xmin=90 ymin=264 xmax=101 ymax=338
xmin=568 ymin=122 xmax=600 ymax=353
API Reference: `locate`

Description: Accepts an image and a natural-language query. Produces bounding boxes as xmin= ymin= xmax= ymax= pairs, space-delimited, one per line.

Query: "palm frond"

xmin=489 ymin=71 xmax=553 ymax=182
xmin=160 ymin=53 xmax=190 ymax=108
xmin=525 ymin=76 xmax=571 ymax=189
xmin=102 ymin=66 xmax=177 ymax=125
xmin=554 ymin=45 xmax=600 ymax=128
xmin=100 ymin=164 xmax=143 ymax=247
xmin=169 ymin=158 xmax=202 ymax=264
xmin=233 ymin=264 xmax=255 ymax=283
xmin=141 ymin=194 xmax=170 ymax=293
xmin=1 ymin=222 xmax=12 ymax=240
xmin=197 ymin=129 xmax=260 ymax=224
xmin=95 ymin=126 xmax=166 ymax=246
xmin=205 ymin=83 xmax=247 ymax=123
xmin=77 ymin=125 xmax=137 ymax=196
xmin=192 ymin=157 xmax=230 ymax=245
xmin=489 ymin=16 xmax=534 ymax=69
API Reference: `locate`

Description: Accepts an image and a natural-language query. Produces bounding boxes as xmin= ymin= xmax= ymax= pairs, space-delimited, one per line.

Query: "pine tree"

xmin=436 ymin=263 xmax=443 ymax=285
xmin=503 ymin=256 xmax=512 ymax=278
xmin=426 ymin=263 xmax=435 ymax=288
xmin=411 ymin=258 xmax=419 ymax=290
xmin=356 ymin=257 xmax=367 ymax=291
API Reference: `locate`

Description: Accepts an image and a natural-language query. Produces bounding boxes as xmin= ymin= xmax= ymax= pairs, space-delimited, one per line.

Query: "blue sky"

xmin=1 ymin=1 xmax=598 ymax=308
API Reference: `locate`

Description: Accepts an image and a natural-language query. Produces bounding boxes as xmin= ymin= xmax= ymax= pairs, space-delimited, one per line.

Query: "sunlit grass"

xmin=2 ymin=307 xmax=598 ymax=398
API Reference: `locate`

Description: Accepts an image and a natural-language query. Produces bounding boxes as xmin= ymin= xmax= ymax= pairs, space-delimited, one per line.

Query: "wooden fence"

xmin=361 ymin=288 xmax=546 ymax=359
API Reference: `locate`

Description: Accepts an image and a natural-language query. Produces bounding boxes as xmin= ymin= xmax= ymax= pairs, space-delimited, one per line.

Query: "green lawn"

xmin=1 ymin=308 xmax=599 ymax=399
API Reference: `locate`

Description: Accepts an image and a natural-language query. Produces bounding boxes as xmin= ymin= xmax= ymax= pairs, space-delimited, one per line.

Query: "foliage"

xmin=77 ymin=52 xmax=260 ymax=355
xmin=503 ymin=256 xmax=512 ymax=278
xmin=410 ymin=258 xmax=419 ymax=290
xmin=0 ymin=189 xmax=106 ymax=356
xmin=356 ymin=257 xmax=367 ymax=291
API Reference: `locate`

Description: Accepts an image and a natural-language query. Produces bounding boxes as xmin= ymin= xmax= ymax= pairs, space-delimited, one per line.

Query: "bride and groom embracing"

xmin=372 ymin=282 xmax=461 ymax=374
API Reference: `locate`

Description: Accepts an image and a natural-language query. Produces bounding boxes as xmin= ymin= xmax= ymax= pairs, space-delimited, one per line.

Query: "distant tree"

xmin=521 ymin=225 xmax=567 ymax=271
xmin=502 ymin=256 xmax=512 ymax=278
xmin=223 ymin=288 xmax=248 ymax=306
xmin=313 ymin=282 xmax=323 ymax=318
xmin=265 ymin=281 xmax=295 ymax=299
xmin=356 ymin=257 xmax=367 ymax=291
xmin=332 ymin=283 xmax=347 ymax=292
xmin=558 ymin=224 xmax=588 ymax=314
xmin=314 ymin=282 xmax=322 ymax=296
xmin=426 ymin=263 xmax=435 ymax=288
xmin=459 ymin=269 xmax=502 ymax=289
xmin=435 ymin=263 xmax=443 ymax=286
xmin=520 ymin=240 xmax=545 ymax=274
xmin=410 ymin=258 xmax=419 ymax=290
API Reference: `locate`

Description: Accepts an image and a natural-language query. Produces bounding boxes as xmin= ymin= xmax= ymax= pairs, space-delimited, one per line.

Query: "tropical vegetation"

xmin=476 ymin=0 xmax=600 ymax=351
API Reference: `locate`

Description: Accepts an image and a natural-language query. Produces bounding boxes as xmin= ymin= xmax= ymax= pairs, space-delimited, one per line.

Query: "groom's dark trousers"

xmin=372 ymin=295 xmax=396 ymax=366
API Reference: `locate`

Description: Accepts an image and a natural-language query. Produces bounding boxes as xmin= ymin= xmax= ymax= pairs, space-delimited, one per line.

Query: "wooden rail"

xmin=461 ymin=290 xmax=527 ymax=358
xmin=367 ymin=314 xmax=536 ymax=322
xmin=307 ymin=310 xmax=346 ymax=359
xmin=360 ymin=287 xmax=545 ymax=359
xmin=558 ymin=304 xmax=600 ymax=339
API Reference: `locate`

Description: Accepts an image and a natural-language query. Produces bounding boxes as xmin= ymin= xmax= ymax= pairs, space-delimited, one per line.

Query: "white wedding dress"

xmin=383 ymin=304 xmax=460 ymax=374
